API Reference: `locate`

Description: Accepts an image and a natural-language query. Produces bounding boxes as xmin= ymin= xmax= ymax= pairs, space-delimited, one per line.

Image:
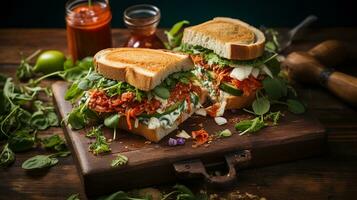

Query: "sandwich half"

xmin=75 ymin=48 xmax=206 ymax=142
xmin=180 ymin=17 xmax=277 ymax=116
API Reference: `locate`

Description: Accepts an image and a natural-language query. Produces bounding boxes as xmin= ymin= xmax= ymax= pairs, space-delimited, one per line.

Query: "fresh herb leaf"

xmin=104 ymin=114 xmax=120 ymax=129
xmin=67 ymin=106 xmax=86 ymax=130
xmin=16 ymin=50 xmax=41 ymax=81
xmin=88 ymin=126 xmax=111 ymax=155
xmin=22 ymin=155 xmax=58 ymax=170
xmin=263 ymin=28 xmax=280 ymax=53
xmin=8 ymin=130 xmax=35 ymax=152
xmin=165 ymin=20 xmax=190 ymax=50
xmin=235 ymin=117 xmax=266 ymax=135
xmin=66 ymin=193 xmax=80 ymax=200
xmin=252 ymin=97 xmax=270 ymax=116
xmin=262 ymin=77 xmax=287 ymax=100
xmin=264 ymin=111 xmax=282 ymax=125
xmin=111 ymin=154 xmax=128 ymax=167
xmin=287 ymin=99 xmax=305 ymax=114
xmin=42 ymin=134 xmax=67 ymax=152
xmin=0 ymin=144 xmax=15 ymax=168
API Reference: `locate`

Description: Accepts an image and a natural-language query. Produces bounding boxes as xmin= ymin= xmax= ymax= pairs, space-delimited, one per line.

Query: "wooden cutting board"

xmin=52 ymin=81 xmax=326 ymax=197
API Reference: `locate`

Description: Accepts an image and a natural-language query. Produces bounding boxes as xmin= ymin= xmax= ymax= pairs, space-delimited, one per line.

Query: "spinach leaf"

xmin=8 ymin=130 xmax=35 ymax=152
xmin=22 ymin=155 xmax=58 ymax=170
xmin=42 ymin=134 xmax=67 ymax=152
xmin=67 ymin=106 xmax=86 ymax=130
xmin=0 ymin=144 xmax=15 ymax=168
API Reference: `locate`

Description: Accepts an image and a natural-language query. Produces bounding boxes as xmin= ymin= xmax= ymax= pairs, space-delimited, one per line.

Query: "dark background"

xmin=0 ymin=0 xmax=356 ymax=28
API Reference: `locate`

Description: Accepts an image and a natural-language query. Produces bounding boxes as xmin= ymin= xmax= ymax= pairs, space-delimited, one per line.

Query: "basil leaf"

xmin=22 ymin=155 xmax=58 ymax=170
xmin=287 ymin=99 xmax=305 ymax=114
xmin=0 ymin=144 xmax=15 ymax=168
xmin=252 ymin=98 xmax=270 ymax=116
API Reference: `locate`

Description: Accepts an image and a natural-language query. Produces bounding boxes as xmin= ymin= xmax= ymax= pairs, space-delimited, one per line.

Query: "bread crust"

xmin=94 ymin=48 xmax=194 ymax=91
xmin=182 ymin=17 xmax=265 ymax=60
xmin=117 ymin=110 xmax=193 ymax=142
xmin=116 ymin=88 xmax=207 ymax=142
xmin=225 ymin=92 xmax=256 ymax=110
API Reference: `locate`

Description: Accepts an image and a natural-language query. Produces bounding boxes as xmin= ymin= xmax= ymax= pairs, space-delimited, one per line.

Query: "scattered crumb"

xmin=144 ymin=141 xmax=152 ymax=145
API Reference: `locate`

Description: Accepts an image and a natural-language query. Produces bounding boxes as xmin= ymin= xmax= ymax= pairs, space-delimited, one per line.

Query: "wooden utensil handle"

xmin=308 ymin=40 xmax=347 ymax=66
xmin=308 ymin=40 xmax=357 ymax=67
xmin=327 ymin=72 xmax=357 ymax=106
xmin=284 ymin=45 xmax=357 ymax=106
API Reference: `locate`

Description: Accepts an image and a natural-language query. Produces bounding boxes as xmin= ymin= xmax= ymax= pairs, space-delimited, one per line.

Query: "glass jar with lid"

xmin=123 ymin=4 xmax=164 ymax=49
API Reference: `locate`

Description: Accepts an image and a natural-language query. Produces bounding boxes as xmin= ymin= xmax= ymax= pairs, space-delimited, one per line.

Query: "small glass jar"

xmin=123 ymin=4 xmax=164 ymax=49
xmin=66 ymin=0 xmax=112 ymax=61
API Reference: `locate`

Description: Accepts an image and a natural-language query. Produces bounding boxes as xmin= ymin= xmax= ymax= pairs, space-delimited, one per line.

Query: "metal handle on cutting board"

xmin=173 ymin=150 xmax=251 ymax=186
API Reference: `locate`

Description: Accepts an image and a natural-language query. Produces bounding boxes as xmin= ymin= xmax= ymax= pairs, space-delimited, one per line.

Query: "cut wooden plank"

xmin=52 ymin=81 xmax=326 ymax=197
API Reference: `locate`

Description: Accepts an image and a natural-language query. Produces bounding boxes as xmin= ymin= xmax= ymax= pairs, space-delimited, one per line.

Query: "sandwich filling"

xmin=76 ymin=69 xmax=202 ymax=130
xmin=179 ymin=44 xmax=277 ymax=116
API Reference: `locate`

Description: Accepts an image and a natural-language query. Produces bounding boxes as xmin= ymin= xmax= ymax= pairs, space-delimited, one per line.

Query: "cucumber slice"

xmin=219 ymin=82 xmax=243 ymax=96
xmin=140 ymin=101 xmax=184 ymax=118
xmin=153 ymin=86 xmax=170 ymax=99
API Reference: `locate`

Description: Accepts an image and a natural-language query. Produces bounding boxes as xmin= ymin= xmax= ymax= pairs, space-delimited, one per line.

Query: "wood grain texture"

xmin=1 ymin=28 xmax=357 ymax=200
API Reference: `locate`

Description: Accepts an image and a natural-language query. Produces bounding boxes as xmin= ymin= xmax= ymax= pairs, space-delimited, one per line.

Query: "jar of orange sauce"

xmin=65 ymin=0 xmax=112 ymax=61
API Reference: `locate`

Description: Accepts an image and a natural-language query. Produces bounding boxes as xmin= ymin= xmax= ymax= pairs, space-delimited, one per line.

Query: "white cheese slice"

xmin=230 ymin=66 xmax=253 ymax=81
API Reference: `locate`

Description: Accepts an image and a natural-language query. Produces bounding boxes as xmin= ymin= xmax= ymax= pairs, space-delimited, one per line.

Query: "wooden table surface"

xmin=0 ymin=28 xmax=357 ymax=200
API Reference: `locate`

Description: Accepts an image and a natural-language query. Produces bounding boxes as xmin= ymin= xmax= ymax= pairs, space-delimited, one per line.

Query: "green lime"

xmin=33 ymin=50 xmax=65 ymax=74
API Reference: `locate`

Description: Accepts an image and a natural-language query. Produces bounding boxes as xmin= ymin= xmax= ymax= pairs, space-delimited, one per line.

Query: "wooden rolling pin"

xmin=284 ymin=40 xmax=357 ymax=106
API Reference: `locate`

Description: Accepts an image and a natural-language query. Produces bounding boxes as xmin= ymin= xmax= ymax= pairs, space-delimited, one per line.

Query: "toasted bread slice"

xmin=225 ymin=92 xmax=256 ymax=110
xmin=182 ymin=17 xmax=265 ymax=60
xmin=94 ymin=48 xmax=194 ymax=91
xmin=118 ymin=89 xmax=207 ymax=142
